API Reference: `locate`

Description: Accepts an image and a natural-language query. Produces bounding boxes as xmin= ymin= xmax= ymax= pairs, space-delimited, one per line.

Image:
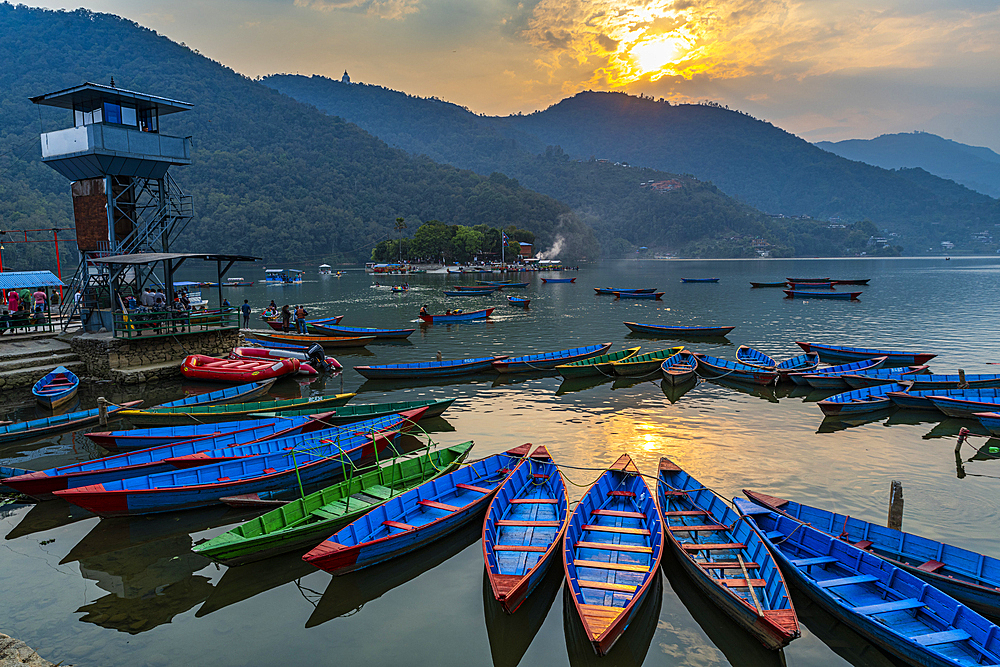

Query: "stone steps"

xmin=0 ymin=352 xmax=83 ymax=373
xmin=0 ymin=335 xmax=85 ymax=389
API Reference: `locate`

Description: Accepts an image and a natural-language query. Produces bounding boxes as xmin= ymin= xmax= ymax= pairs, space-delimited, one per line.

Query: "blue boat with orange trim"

xmin=303 ymin=444 xmax=531 ymax=574
xmin=625 ymin=322 xmax=735 ymax=337
xmin=308 ymin=323 xmax=416 ymax=339
xmin=796 ymin=342 xmax=936 ymax=366
xmin=693 ymin=353 xmax=779 ymax=386
xmin=483 ymin=445 xmax=568 ymax=613
xmin=0 ymin=401 xmax=143 ymax=446
xmin=355 ymin=355 xmax=507 ymax=379
xmin=419 ymin=307 xmax=494 ymax=323
xmin=31 ymin=366 xmax=79 ymax=410
xmin=816 ymin=384 xmax=905 ymax=416
xmin=492 ymin=343 xmax=612 ymax=374
xmin=786 ymin=357 xmax=887 ymax=386
xmin=541 ymin=278 xmax=575 ymax=283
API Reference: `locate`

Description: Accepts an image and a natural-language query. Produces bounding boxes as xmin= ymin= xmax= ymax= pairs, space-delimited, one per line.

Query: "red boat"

xmin=263 ymin=315 xmax=343 ymax=331
xmin=181 ymin=355 xmax=299 ymax=383
xmin=230 ymin=347 xmax=342 ymax=376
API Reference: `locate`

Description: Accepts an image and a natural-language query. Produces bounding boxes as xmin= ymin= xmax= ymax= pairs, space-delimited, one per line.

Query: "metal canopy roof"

xmin=91 ymin=253 xmax=260 ymax=265
xmin=31 ymin=83 xmax=193 ymax=115
xmin=0 ymin=271 xmax=65 ymax=289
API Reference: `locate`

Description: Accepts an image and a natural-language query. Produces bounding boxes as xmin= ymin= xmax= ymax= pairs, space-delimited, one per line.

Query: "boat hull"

xmin=493 ymin=343 xmax=612 ymax=374
xmin=419 ymin=307 xmax=494 ymax=323
xmin=556 ymin=347 xmax=641 ymax=379
xmin=625 ymin=322 xmax=735 ymax=337
xmin=253 ymin=333 xmax=375 ymax=348
xmin=796 ymin=343 xmax=936 ymax=366
xmin=119 ymin=393 xmax=355 ymax=426
xmin=0 ymin=401 xmax=143 ymax=445
xmin=355 ymin=356 xmax=504 ymax=379
xmin=783 ymin=290 xmax=860 ymax=300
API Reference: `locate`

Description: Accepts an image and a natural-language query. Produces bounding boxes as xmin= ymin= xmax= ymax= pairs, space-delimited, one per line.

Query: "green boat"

xmin=555 ymin=346 xmax=642 ymax=379
xmin=193 ymin=442 xmax=474 ymax=565
xmin=119 ymin=392 xmax=356 ymax=426
xmin=610 ymin=347 xmax=683 ymax=377
xmin=248 ymin=398 xmax=456 ymax=424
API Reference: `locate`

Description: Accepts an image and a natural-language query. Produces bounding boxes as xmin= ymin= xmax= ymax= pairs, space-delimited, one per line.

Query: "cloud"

xmin=294 ymin=0 xmax=420 ymax=20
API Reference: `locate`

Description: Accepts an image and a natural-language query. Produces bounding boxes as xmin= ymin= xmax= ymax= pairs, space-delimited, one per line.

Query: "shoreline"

xmin=0 ymin=633 xmax=60 ymax=666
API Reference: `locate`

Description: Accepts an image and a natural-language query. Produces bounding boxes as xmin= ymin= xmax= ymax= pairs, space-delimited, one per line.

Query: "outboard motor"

xmin=306 ymin=343 xmax=332 ymax=373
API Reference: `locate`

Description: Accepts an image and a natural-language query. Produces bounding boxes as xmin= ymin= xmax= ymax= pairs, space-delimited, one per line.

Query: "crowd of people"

xmin=1 ymin=287 xmax=49 ymax=333
xmin=259 ymin=300 xmax=311 ymax=333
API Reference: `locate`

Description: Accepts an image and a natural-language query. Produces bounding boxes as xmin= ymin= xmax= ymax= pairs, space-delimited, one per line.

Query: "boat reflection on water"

xmin=555 ymin=376 xmax=613 ymax=396
xmin=563 ymin=571 xmax=663 ymax=667
xmin=661 ymin=549 xmax=787 ymax=666
xmin=923 ymin=417 xmax=981 ymax=440
xmin=706 ymin=377 xmax=780 ymax=404
xmin=659 ymin=377 xmax=697 ymax=404
xmin=790 ymin=587 xmax=906 ymax=667
xmin=5 ymin=497 xmax=94 ymax=540
xmin=625 ymin=332 xmax=734 ymax=347
xmin=483 ymin=559 xmax=563 ymax=667
xmin=305 ymin=519 xmax=481 ymax=628
xmin=356 ymin=374 xmax=497 ymax=394
xmin=197 ymin=550 xmax=316 ymax=617
xmin=955 ymin=438 xmax=1000 ymax=480
xmin=774 ymin=383 xmax=814 ymax=401
xmin=816 ymin=409 xmax=893 ymax=434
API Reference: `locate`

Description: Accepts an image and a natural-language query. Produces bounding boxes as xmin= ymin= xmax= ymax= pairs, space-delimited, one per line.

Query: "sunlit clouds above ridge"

xmin=24 ymin=0 xmax=1000 ymax=148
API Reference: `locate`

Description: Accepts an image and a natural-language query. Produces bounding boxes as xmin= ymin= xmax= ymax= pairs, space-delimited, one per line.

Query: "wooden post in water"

xmin=958 ymin=369 xmax=968 ymax=389
xmin=888 ymin=480 xmax=904 ymax=531
xmin=97 ymin=396 xmax=108 ymax=426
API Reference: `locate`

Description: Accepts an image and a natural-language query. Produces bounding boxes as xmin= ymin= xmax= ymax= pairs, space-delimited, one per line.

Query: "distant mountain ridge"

xmin=816 ymin=132 xmax=1000 ymax=198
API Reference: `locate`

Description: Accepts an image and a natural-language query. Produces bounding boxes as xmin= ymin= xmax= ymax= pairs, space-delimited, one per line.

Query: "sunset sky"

xmin=28 ymin=0 xmax=1000 ymax=150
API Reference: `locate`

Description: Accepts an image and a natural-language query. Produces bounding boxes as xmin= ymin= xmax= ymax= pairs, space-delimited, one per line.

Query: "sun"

xmin=630 ymin=36 xmax=688 ymax=74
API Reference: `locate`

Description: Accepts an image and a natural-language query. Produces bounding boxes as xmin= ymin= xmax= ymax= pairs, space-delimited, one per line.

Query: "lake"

xmin=2 ymin=256 xmax=999 ymax=667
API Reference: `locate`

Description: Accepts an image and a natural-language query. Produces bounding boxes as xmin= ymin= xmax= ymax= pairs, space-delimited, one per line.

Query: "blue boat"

xmin=53 ymin=409 xmax=426 ymax=517
xmin=817 ymin=383 xmax=906 ymax=416
xmin=657 ymin=458 xmax=799 ymax=649
xmin=4 ymin=413 xmax=336 ymax=499
xmin=614 ymin=291 xmax=664 ymax=300
xmin=787 ymin=356 xmax=887 ymax=386
xmin=974 ymin=412 xmax=1000 ymax=436
xmin=927 ymin=390 xmax=1000 ymax=418
xmin=419 ymin=307 xmax=494 ymax=323
xmin=483 ymin=445 xmax=568 ymax=614
xmin=681 ymin=278 xmax=720 ymax=283
xmin=563 ymin=453 xmax=663 ymax=656
xmin=31 ymin=366 xmax=80 ymax=410
xmin=303 ymin=444 xmax=531 ymax=574
xmin=308 ymin=323 xmax=416 ymax=339
xmin=0 ymin=401 xmax=142 ymax=446
xmin=796 ymin=342 xmax=936 ymax=366
xmin=735 ymin=499 xmax=1000 ymax=667
xmin=245 ymin=338 xmax=310 ymax=351
xmin=482 ymin=281 xmax=529 ymax=288
xmin=86 ymin=417 xmax=283 ymax=450
xmin=1 ymin=466 xmax=32 ymax=494
xmin=355 ymin=355 xmax=506 ymax=379
xmin=624 ymin=322 xmax=736 ymax=337
xmin=155 ymin=380 xmax=276 ymax=408
xmin=492 ymin=343 xmax=612 ymax=374
xmin=595 ymin=288 xmax=657 ymax=295
xmin=743 ymin=489 xmax=1000 ymax=618
xmin=444 ymin=289 xmax=495 ymax=296
xmin=660 ymin=350 xmax=697 ymax=386
xmin=784 ymin=289 xmax=860 ymax=300
xmin=506 ymin=296 xmax=530 ymax=308
xmin=844 ymin=370 xmax=980 ymax=391
xmin=693 ymin=353 xmax=779 ymax=386
xmin=541 ymin=278 xmax=575 ymax=283
xmin=735 ymin=347 xmax=819 ymax=376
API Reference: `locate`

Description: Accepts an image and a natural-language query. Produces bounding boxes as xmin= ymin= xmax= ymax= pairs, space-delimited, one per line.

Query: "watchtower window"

xmin=138 ymin=107 xmax=158 ymax=133
xmin=74 ymin=104 xmax=102 ymax=126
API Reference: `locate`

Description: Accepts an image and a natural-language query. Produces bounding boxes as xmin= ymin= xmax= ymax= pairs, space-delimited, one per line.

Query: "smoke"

xmin=536 ymin=235 xmax=566 ymax=260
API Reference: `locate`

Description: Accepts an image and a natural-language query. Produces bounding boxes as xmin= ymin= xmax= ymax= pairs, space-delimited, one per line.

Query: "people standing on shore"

xmin=281 ymin=305 xmax=292 ymax=332
xmin=241 ymin=300 xmax=251 ymax=328
xmin=295 ymin=304 xmax=308 ymax=333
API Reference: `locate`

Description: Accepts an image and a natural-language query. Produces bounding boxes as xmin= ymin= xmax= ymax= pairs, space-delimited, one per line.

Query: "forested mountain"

xmin=816 ymin=132 xmax=1000 ymax=199
xmin=0 ymin=4 xmax=597 ymax=265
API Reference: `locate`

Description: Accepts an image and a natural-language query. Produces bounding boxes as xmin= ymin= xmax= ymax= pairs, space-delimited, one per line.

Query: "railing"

xmin=113 ymin=308 xmax=239 ymax=339
xmin=40 ymin=125 xmax=192 ymax=162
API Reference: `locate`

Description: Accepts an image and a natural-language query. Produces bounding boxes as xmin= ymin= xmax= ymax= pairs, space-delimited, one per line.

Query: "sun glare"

xmin=630 ymin=36 xmax=687 ymax=74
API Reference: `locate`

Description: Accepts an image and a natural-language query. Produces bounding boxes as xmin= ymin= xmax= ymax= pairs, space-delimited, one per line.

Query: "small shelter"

xmin=0 ymin=270 xmax=65 ymax=334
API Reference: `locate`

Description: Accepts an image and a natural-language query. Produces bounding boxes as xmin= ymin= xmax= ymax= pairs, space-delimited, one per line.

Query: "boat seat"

xmin=582 ymin=524 xmax=651 ymax=535
xmin=382 ymin=520 xmax=415 ymax=531
xmin=494 ymin=545 xmax=548 ymax=552
xmin=364 ymin=485 xmax=395 ymax=500
xmin=573 ymin=559 xmax=650 ymax=573
xmin=764 ymin=531 xmax=784 ymax=540
xmin=715 ymin=578 xmax=767 ymax=588
xmin=791 ymin=556 xmax=839 ymax=570
xmin=661 ymin=490 xmax=689 ymax=497
xmin=217 ymin=477 xmax=230 ymax=482
xmin=418 ymin=499 xmax=459 ymax=512
xmin=662 ymin=510 xmax=710 ymax=517
xmin=853 ymin=599 xmax=925 ymax=615
xmin=263 ymin=468 xmax=276 ymax=474
xmin=531 ymin=474 xmax=549 ymax=479
xmin=910 ymin=629 xmax=971 ymax=646
xmin=592 ymin=509 xmax=644 ymax=519
xmin=682 ymin=543 xmax=745 ymax=551
xmin=698 ymin=562 xmax=759 ymax=570
xmin=668 ymin=524 xmax=728 ymax=532
xmin=575 ymin=541 xmax=653 ymax=554
xmin=497 ymin=520 xmax=561 ymax=527
xmin=578 ymin=580 xmax=637 ymax=593
xmin=815 ymin=575 xmax=879 ymax=588
xmin=609 ymin=491 xmax=636 ymax=497
xmin=916 ymin=560 xmax=946 ymax=573
xmin=853 ymin=540 xmax=874 ymax=550
xmin=455 ymin=483 xmax=491 ymax=494
xmin=510 ymin=498 xmax=558 ymax=504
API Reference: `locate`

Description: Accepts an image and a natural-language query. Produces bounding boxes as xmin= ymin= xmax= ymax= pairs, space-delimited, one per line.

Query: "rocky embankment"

xmin=0 ymin=634 xmax=60 ymax=667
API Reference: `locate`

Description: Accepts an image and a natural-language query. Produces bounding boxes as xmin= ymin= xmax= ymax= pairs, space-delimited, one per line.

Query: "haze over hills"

xmin=816 ymin=132 xmax=1000 ymax=199
xmin=0 ymin=4 xmax=597 ymax=265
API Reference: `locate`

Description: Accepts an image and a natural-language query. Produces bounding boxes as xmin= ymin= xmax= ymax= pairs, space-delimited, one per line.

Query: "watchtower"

xmin=31 ymin=82 xmax=194 ymax=326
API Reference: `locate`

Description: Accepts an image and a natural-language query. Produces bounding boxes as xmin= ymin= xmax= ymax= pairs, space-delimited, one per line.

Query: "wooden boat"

xmin=355 ymin=355 xmax=507 ymax=380
xmin=842 ymin=368 xmax=957 ymax=390
xmin=749 ymin=282 xmax=787 ymax=288
xmin=681 ymin=278 xmax=720 ymax=283
xmin=625 ymin=322 xmax=735 ymax=337
xmin=117 ymin=392 xmax=355 ymax=426
xmin=492 ymin=343 xmax=613 ymax=374
xmin=484 ymin=446 xmax=568 ymax=613
xmin=499 ymin=282 xmax=529 ymax=288
xmin=0 ymin=400 xmax=142 ymax=446
xmin=302 ymin=444 xmax=530 ymax=574
xmin=974 ymin=412 xmax=1000 ymax=436
xmin=927 ymin=390 xmax=1000 ymax=418
xmin=563 ymin=453 xmax=663 ymax=656
xmin=230 ymin=348 xmax=341 ymax=375
xmin=308 ymin=323 xmax=416 ymax=339
xmin=735 ymin=499 xmax=1000 ymax=667
xmin=390 ymin=286 xmax=408 ymax=293
xmin=264 ymin=315 xmax=343 ymax=332
xmin=786 ymin=282 xmax=835 ymax=288
xmin=735 ymin=347 xmax=820 ymax=376
xmin=3 ymin=413 xmax=338 ymax=499
xmin=657 ymin=459 xmax=799 ymax=649
xmin=595 ymin=288 xmax=657 ymax=295
xmin=88 ymin=398 xmax=455 ymax=450
xmin=831 ymin=279 xmax=871 ymax=285
xmin=1 ymin=465 xmax=34 ymax=494
xmin=885 ymin=387 xmax=976 ymax=410
xmin=556 ymin=347 xmax=641 ymax=379
xmin=614 ymin=291 xmax=664 ymax=300
xmin=660 ymin=350 xmax=697 ymax=386
xmin=796 ymin=342 xmax=936 ymax=366
xmin=32 ymin=366 xmax=80 ymax=410
xmin=816 ymin=383 xmax=905 ymax=416
xmin=444 ymin=289 xmax=495 ymax=296
xmin=253 ymin=332 xmax=376 ymax=349
xmin=244 ymin=338 xmax=312 ymax=352
xmin=541 ymin=278 xmax=575 ymax=283
xmin=783 ymin=289 xmax=861 ymax=300
xmin=53 ymin=409 xmax=426 ymax=517
xmin=193 ymin=442 xmax=475 ymax=565
xmin=478 ymin=280 xmax=511 ymax=286
xmin=743 ymin=489 xmax=1000 ymax=618
xmin=506 ymin=296 xmax=530 ymax=308
xmin=610 ymin=347 xmax=683 ymax=377
xmin=693 ymin=353 xmax=779 ymax=386
xmin=786 ymin=357 xmax=887 ymax=385
xmin=419 ymin=307 xmax=494 ymax=323
xmin=786 ymin=277 xmax=830 ymax=283
xmin=181 ymin=355 xmax=299 ymax=383
xmin=158 ymin=380 xmax=278 ymax=408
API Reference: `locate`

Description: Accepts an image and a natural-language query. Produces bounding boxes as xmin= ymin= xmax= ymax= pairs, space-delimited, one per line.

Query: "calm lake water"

xmin=2 ymin=257 xmax=999 ymax=667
